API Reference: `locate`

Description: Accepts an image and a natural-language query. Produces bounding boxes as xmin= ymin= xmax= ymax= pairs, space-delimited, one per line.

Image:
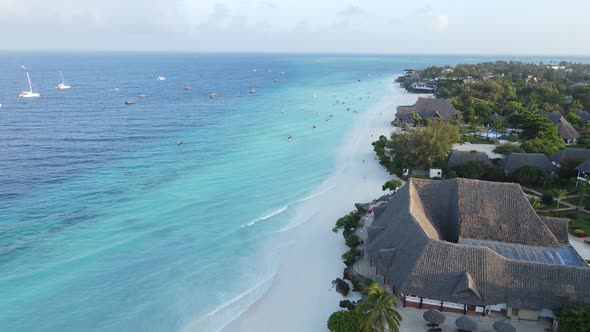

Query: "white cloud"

xmin=336 ymin=6 xmax=367 ymax=17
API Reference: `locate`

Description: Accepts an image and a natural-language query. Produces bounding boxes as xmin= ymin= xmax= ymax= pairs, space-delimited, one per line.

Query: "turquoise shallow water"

xmin=2 ymin=53 xmax=589 ymax=331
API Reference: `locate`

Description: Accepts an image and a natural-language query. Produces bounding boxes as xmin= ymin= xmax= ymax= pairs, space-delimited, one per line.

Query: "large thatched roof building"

xmin=396 ymin=97 xmax=461 ymax=124
xmin=540 ymin=111 xmax=580 ymax=144
xmin=499 ymin=153 xmax=555 ymax=173
xmin=365 ymin=178 xmax=589 ymax=320
xmin=447 ymin=151 xmax=493 ymax=169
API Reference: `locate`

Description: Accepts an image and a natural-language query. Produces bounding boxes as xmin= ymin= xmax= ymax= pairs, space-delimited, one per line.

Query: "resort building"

xmin=550 ymin=148 xmax=590 ymax=169
xmin=395 ymin=97 xmax=461 ymax=124
xmin=447 ymin=151 xmax=493 ymax=170
xmin=540 ymin=111 xmax=580 ymax=144
xmin=364 ymin=178 xmax=590 ymax=320
xmin=499 ymin=153 xmax=555 ymax=174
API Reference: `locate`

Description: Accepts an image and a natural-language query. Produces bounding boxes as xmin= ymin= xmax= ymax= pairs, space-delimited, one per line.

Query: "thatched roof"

xmin=540 ymin=111 xmax=580 ymax=140
xmin=499 ymin=153 xmax=555 ymax=173
xmin=366 ymin=178 xmax=590 ymax=311
xmin=541 ymin=216 xmax=571 ymax=245
xmin=550 ymin=148 xmax=590 ymax=166
xmin=455 ymin=316 xmax=477 ymax=331
xmin=576 ymin=110 xmax=590 ymax=122
xmin=423 ymin=309 xmax=446 ymax=324
xmin=396 ymin=97 xmax=461 ymax=123
xmin=448 ymin=151 xmax=493 ymax=169
xmin=575 ymin=159 xmax=590 ymax=174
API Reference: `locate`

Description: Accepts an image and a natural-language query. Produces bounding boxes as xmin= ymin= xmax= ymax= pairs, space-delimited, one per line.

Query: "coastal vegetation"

xmin=381 ymin=179 xmax=403 ymax=192
xmin=555 ymin=305 xmax=590 ymax=332
xmin=327 ymin=283 xmax=402 ymax=332
xmin=372 ymin=120 xmax=460 ymax=177
xmin=332 ymin=211 xmax=362 ymax=267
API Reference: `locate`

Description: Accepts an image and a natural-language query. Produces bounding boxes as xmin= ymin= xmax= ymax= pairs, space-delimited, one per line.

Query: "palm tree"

xmin=554 ymin=189 xmax=568 ymax=210
xmin=357 ymin=283 xmax=402 ymax=332
xmin=528 ymin=196 xmax=541 ymax=210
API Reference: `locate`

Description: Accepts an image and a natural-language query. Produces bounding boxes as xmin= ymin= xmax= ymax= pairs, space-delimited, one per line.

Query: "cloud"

xmin=259 ymin=1 xmax=278 ymax=9
xmin=436 ymin=15 xmax=449 ymax=29
xmin=336 ymin=6 xmax=367 ymax=17
xmin=415 ymin=4 xmax=432 ymax=15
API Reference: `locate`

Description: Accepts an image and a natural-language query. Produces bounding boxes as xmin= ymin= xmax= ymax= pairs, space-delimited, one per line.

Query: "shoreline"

xmin=216 ymin=81 xmax=422 ymax=332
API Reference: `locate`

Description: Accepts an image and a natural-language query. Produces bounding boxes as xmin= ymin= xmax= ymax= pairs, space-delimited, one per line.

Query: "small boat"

xmin=210 ymin=92 xmax=218 ymax=98
xmin=267 ymin=69 xmax=272 ymax=73
xmin=249 ymin=88 xmax=256 ymax=94
xmin=156 ymin=76 xmax=166 ymax=81
xmin=56 ymin=71 xmax=71 ymax=90
xmin=280 ymin=108 xmax=286 ymax=113
xmin=185 ymin=86 xmax=191 ymax=91
xmin=287 ymin=136 xmax=293 ymax=141
xmin=111 ymin=88 xmax=120 ymax=91
xmin=18 ymin=66 xmax=40 ymax=98
xmin=176 ymin=140 xmax=183 ymax=146
xmin=138 ymin=95 xmax=149 ymax=99
xmin=312 ymin=125 xmax=316 ymax=129
xmin=125 ymin=100 xmax=136 ymax=105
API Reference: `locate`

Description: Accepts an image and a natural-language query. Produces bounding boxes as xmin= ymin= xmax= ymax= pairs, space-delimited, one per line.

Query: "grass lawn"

xmin=539 ymin=210 xmax=590 ymax=234
xmin=565 ymin=197 xmax=590 ymax=209
xmin=527 ymin=183 xmax=582 ymax=197
xmin=536 ymin=201 xmax=561 ymax=210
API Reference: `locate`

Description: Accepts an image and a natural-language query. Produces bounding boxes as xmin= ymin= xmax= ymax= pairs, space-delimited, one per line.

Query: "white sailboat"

xmin=19 ymin=66 xmax=40 ymax=98
xmin=56 ymin=71 xmax=71 ymax=90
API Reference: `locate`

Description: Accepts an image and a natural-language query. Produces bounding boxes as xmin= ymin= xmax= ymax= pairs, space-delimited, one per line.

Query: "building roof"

xmin=576 ymin=110 xmax=590 ymax=122
xmin=447 ymin=151 xmax=493 ymax=169
xmin=366 ymin=178 xmax=590 ymax=311
xmin=550 ymin=148 xmax=590 ymax=165
xmin=499 ymin=153 xmax=555 ymax=173
xmin=575 ymin=159 xmax=590 ymax=174
xmin=396 ymin=97 xmax=461 ymax=123
xmin=540 ymin=111 xmax=580 ymax=140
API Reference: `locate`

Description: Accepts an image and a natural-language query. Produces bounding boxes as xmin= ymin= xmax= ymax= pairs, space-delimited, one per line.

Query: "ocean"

xmin=1 ymin=53 xmax=589 ymax=332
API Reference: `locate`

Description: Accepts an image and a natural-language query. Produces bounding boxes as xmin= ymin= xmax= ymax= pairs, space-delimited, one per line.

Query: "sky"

xmin=1 ymin=0 xmax=590 ymax=55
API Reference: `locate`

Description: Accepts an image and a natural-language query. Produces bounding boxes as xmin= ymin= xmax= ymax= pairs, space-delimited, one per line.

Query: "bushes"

xmin=453 ymin=160 xmax=485 ymax=179
xmin=342 ymin=248 xmax=361 ymax=266
xmin=555 ymin=305 xmax=590 ymax=332
xmin=333 ymin=211 xmax=361 ymax=233
xmin=574 ymin=229 xmax=587 ymax=238
xmin=327 ymin=310 xmax=362 ymax=332
xmin=542 ymin=192 xmax=554 ymax=204
xmin=509 ymin=166 xmax=545 ymax=185
xmin=345 ymin=235 xmax=361 ymax=248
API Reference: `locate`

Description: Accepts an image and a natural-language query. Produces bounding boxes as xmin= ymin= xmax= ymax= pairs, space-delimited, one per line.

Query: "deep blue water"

xmin=1 ymin=53 xmax=589 ymax=332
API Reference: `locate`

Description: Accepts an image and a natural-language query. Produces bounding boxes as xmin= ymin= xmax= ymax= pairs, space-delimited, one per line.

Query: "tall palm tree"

xmin=554 ymin=189 xmax=568 ymax=210
xmin=357 ymin=283 xmax=402 ymax=332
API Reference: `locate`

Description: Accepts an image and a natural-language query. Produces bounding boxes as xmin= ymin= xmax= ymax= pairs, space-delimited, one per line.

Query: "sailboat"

xmin=19 ymin=66 xmax=40 ymax=98
xmin=56 ymin=71 xmax=71 ymax=90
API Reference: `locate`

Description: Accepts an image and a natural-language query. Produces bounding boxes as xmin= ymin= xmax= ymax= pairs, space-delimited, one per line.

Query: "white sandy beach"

xmin=218 ymin=83 xmax=422 ymax=332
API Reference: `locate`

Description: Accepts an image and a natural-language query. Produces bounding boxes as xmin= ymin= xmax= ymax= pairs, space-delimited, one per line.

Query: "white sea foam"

xmin=182 ymin=270 xmax=278 ymax=332
xmin=244 ymin=206 xmax=288 ymax=227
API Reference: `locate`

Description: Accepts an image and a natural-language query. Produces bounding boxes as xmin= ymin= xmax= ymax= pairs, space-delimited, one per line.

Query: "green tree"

xmin=409 ymin=121 xmax=460 ymax=168
xmin=382 ymin=179 xmax=403 ymax=192
xmin=521 ymin=138 xmax=564 ymax=156
xmin=528 ymin=196 xmax=542 ymax=210
xmin=327 ymin=310 xmax=362 ymax=332
xmin=553 ymin=189 xmax=569 ymax=210
xmin=454 ymin=161 xmax=485 ymax=179
xmin=555 ymin=305 xmax=590 ymax=332
xmin=520 ymin=111 xmax=560 ymax=141
xmin=357 ymin=283 xmax=402 ymax=332
xmin=493 ymin=143 xmax=524 ymax=156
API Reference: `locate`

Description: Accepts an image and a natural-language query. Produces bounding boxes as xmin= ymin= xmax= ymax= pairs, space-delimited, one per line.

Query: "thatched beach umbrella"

xmin=423 ymin=309 xmax=446 ymax=325
xmin=493 ymin=320 xmax=516 ymax=332
xmin=455 ymin=315 xmax=478 ymax=331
